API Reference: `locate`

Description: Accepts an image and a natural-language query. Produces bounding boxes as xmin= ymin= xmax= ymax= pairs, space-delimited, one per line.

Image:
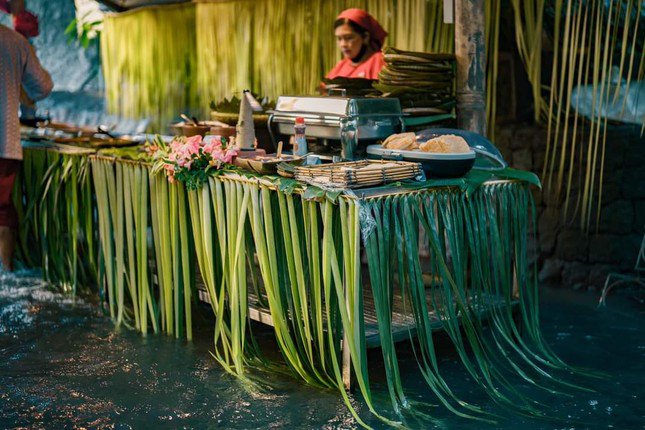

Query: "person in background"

xmin=326 ymin=8 xmax=388 ymax=80
xmin=0 ymin=0 xmax=39 ymax=38
xmin=0 ymin=13 xmax=52 ymax=271
xmin=0 ymin=0 xmax=42 ymax=124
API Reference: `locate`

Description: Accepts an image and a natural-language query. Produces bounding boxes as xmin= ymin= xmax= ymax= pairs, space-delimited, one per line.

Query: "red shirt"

xmin=326 ymin=51 xmax=385 ymax=80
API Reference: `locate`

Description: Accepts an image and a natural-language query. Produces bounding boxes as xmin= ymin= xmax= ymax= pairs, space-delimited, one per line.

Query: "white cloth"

xmin=572 ymin=66 xmax=645 ymax=126
xmin=0 ymin=24 xmax=53 ymax=160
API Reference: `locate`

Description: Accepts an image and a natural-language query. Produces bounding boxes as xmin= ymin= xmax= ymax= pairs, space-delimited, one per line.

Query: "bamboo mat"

xmin=196 ymin=276 xmax=514 ymax=349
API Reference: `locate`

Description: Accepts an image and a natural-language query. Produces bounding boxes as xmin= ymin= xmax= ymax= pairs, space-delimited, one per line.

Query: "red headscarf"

xmin=337 ymin=8 xmax=387 ymax=52
xmin=0 ymin=0 xmax=39 ymax=38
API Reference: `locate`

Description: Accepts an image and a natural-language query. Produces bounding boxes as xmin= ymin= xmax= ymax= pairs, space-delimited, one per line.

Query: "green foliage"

xmin=101 ymin=1 xmax=459 ymax=127
xmin=13 ymin=148 xmax=98 ymax=293
xmin=64 ymin=15 xmax=102 ymax=49
xmin=209 ymin=94 xmax=275 ymax=113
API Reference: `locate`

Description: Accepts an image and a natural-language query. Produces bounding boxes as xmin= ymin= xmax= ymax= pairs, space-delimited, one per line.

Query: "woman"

xmin=0 ymin=19 xmax=52 ymax=271
xmin=326 ymin=8 xmax=387 ymax=80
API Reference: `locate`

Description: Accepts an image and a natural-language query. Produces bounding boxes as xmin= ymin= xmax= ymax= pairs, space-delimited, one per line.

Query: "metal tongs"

xmin=97 ymin=124 xmax=117 ymax=138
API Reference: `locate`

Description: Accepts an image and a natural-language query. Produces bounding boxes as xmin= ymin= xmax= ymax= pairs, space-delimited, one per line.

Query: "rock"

xmin=533 ymin=149 xmax=545 ymax=172
xmin=538 ymin=258 xmax=563 ymax=284
xmin=512 ymin=148 xmax=533 ymax=171
xmin=572 ymin=282 xmax=586 ymax=291
xmin=599 ymin=175 xmax=622 ymax=205
xmin=619 ymin=234 xmax=643 ymax=271
xmin=622 ymin=131 xmax=645 ymax=168
xmin=538 ymin=208 xmax=560 ymax=254
xmin=541 ymin=189 xmax=561 ymax=207
xmin=588 ymin=264 xmax=615 ymax=289
xmin=604 ymin=150 xmax=626 ymax=172
xmin=598 ymin=200 xmax=634 ymax=235
xmin=622 ymin=167 xmax=645 ymax=199
xmin=530 ymin=128 xmax=548 ymax=150
xmin=561 ymin=261 xmax=590 ymax=287
xmin=588 ymin=234 xmax=639 ymax=266
xmin=512 ymin=126 xmax=539 ymax=150
xmin=495 ymin=127 xmax=513 ymax=154
xmin=634 ymin=200 xmax=645 ymax=232
xmin=555 ymin=229 xmax=589 ymax=261
xmin=499 ymin=146 xmax=513 ymax=167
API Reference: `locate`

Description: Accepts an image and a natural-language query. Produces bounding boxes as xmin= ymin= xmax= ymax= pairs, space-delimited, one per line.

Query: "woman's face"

xmin=335 ymin=24 xmax=367 ymax=60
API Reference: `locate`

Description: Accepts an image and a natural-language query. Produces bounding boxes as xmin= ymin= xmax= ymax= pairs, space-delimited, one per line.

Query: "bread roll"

xmin=419 ymin=139 xmax=446 ymax=152
xmin=382 ymin=132 xmax=418 ymax=150
xmin=419 ymin=134 xmax=470 ymax=153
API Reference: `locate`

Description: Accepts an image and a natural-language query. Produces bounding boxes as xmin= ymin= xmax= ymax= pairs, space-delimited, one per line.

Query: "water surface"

xmin=1 ymin=271 xmax=642 ymax=429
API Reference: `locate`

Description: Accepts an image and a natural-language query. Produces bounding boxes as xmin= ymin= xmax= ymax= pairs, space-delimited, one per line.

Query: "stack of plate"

xmin=374 ymin=48 xmax=456 ymax=126
xmin=323 ymin=77 xmax=380 ymax=97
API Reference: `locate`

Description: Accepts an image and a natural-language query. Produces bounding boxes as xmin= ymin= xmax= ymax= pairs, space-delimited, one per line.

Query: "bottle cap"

xmin=295 ymin=117 xmax=305 ymax=124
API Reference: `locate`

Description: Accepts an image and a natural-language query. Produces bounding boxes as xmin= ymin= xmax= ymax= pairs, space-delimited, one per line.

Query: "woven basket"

xmin=294 ymin=160 xmax=421 ymax=189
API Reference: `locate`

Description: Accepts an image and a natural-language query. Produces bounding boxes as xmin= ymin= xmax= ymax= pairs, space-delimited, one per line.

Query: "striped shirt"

xmin=0 ymin=23 xmax=52 ymax=160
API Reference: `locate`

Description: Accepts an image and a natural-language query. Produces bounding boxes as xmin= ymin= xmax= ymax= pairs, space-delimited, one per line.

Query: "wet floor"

xmin=1 ymin=270 xmax=643 ymax=429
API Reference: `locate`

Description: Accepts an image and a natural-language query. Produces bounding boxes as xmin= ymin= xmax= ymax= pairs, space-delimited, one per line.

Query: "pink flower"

xmin=170 ymin=135 xmax=201 ymax=161
xmin=186 ymin=134 xmax=202 ymax=145
xmin=221 ymin=148 xmax=237 ymax=164
xmin=203 ymin=138 xmax=222 ymax=155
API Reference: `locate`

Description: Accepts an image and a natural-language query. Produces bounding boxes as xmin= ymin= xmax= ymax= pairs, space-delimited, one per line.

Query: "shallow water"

xmin=0 ymin=270 xmax=643 ymax=429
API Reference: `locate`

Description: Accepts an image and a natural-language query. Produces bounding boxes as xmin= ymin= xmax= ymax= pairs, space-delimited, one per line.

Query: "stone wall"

xmin=495 ymin=123 xmax=645 ymax=290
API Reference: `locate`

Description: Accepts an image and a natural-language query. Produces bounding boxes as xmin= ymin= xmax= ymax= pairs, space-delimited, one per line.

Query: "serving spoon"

xmin=180 ymin=114 xmax=198 ymax=126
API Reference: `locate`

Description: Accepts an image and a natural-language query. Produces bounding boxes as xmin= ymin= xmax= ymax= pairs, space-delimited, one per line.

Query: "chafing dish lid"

xmin=272 ymin=96 xmax=402 ymax=118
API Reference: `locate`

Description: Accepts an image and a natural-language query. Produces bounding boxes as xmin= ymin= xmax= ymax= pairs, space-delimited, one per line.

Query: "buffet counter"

xmin=14 ymin=138 xmax=552 ymax=422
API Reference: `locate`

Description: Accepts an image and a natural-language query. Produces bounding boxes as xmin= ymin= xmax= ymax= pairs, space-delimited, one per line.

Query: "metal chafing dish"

xmin=267 ymin=96 xmax=403 ymax=160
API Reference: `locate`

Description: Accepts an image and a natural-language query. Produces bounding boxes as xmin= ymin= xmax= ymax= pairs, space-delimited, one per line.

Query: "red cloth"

xmin=0 ymin=2 xmax=39 ymax=38
xmin=337 ymin=8 xmax=387 ymax=51
xmin=13 ymin=10 xmax=39 ymax=38
xmin=0 ymin=158 xmax=20 ymax=228
xmin=326 ymin=50 xmax=385 ymax=80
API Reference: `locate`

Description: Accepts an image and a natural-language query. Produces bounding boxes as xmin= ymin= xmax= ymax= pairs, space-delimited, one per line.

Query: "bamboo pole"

xmin=454 ymin=0 xmax=487 ymax=136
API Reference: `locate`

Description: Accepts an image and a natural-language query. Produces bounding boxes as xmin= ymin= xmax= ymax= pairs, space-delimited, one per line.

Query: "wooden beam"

xmin=454 ymin=0 xmax=487 ymax=136
xmin=95 ymin=0 xmax=127 ymax=12
xmin=96 ymin=0 xmax=189 ymax=12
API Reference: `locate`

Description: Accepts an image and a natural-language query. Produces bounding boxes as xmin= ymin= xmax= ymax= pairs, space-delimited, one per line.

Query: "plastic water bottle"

xmin=294 ymin=117 xmax=307 ymax=156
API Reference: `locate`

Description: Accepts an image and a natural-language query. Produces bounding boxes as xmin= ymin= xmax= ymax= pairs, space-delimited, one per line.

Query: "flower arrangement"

xmin=148 ymin=135 xmax=238 ymax=190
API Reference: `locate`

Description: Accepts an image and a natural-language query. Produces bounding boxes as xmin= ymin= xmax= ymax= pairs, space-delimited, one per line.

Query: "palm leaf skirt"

xmin=15 ymin=149 xmax=591 ymax=426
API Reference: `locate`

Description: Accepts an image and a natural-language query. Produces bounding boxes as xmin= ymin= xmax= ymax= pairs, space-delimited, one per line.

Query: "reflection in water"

xmin=0 ymin=269 xmax=643 ymax=429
